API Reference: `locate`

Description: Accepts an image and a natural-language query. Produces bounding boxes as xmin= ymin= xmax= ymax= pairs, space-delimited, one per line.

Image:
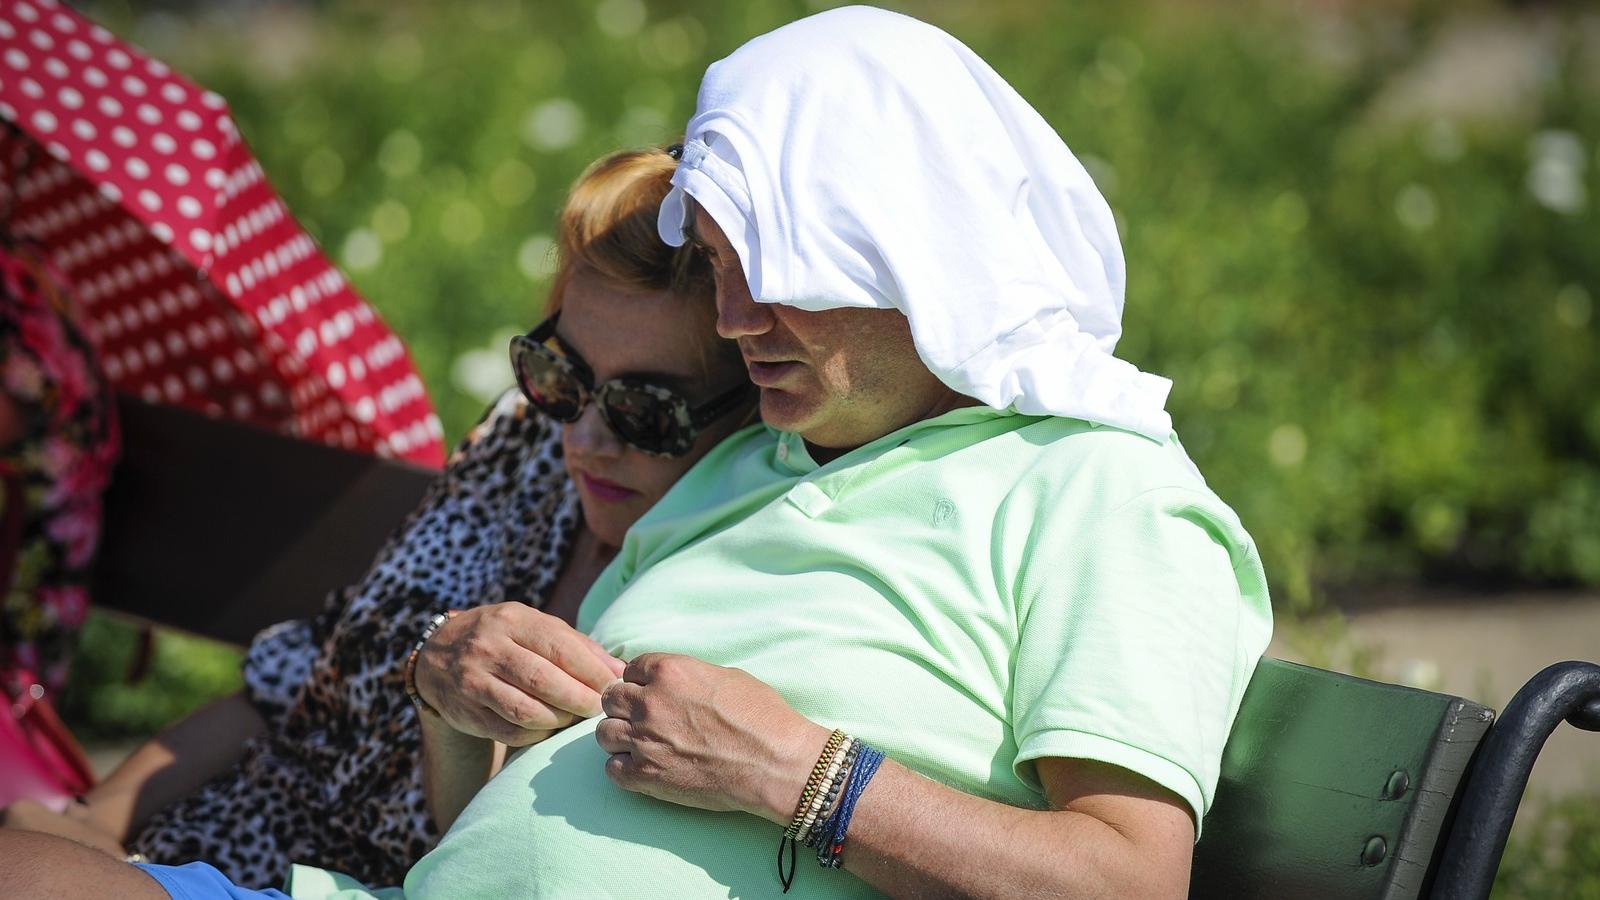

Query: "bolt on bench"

xmin=93 ymin=397 xmax=1600 ymax=900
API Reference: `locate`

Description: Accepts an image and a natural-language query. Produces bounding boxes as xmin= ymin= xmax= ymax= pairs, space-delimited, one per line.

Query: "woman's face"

xmin=555 ymin=268 xmax=752 ymax=548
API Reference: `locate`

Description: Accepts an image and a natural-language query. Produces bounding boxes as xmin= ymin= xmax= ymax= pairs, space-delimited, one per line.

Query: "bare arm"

xmin=756 ymin=742 xmax=1193 ymax=899
xmin=81 ymin=690 xmax=266 ymax=839
xmin=418 ymin=712 xmax=504 ymax=834
xmin=2 ymin=690 xmax=265 ymax=853
xmin=601 ymin=655 xmax=1195 ymax=900
xmin=412 ymin=602 xmax=624 ymax=831
xmin=0 ymin=831 xmax=169 ymax=899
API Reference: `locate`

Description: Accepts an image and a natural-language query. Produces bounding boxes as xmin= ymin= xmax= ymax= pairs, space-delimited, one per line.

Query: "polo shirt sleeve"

xmin=1008 ymin=484 xmax=1273 ymax=834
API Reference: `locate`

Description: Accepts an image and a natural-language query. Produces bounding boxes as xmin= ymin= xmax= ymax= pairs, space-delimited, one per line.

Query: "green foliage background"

xmin=82 ymin=0 xmax=1597 ymax=611
xmin=1493 ymin=788 xmax=1600 ymax=900
xmin=59 ymin=1 xmax=1600 ymax=894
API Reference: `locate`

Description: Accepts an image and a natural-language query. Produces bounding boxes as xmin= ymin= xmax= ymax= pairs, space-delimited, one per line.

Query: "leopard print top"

xmin=129 ymin=390 xmax=580 ymax=888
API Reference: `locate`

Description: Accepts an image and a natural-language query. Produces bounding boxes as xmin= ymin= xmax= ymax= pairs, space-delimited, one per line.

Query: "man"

xmin=0 ymin=8 xmax=1270 ymax=899
xmin=404 ymin=9 xmax=1270 ymax=899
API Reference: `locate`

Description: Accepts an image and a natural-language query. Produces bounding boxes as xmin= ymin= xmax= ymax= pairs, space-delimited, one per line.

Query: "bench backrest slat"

xmin=91 ymin=396 xmax=437 ymax=645
xmin=1192 ymin=658 xmax=1492 ymax=899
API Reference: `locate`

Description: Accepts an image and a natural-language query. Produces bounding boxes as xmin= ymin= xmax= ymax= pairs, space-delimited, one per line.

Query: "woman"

xmin=0 ymin=145 xmax=754 ymax=887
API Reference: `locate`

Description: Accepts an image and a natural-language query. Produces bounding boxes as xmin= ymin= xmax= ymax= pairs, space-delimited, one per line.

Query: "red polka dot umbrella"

xmin=0 ymin=0 xmax=445 ymax=466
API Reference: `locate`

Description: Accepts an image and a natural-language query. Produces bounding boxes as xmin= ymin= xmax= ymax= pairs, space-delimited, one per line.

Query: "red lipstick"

xmin=580 ymin=472 xmax=640 ymax=503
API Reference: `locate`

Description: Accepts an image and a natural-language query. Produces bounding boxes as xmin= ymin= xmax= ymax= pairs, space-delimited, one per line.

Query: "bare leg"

xmin=0 ymin=829 xmax=168 ymax=899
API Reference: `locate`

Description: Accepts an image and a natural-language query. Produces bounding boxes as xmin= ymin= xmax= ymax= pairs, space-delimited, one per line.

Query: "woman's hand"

xmin=596 ymin=653 xmax=830 ymax=823
xmin=0 ymin=799 xmax=126 ymax=858
xmin=413 ymin=602 xmax=625 ymax=746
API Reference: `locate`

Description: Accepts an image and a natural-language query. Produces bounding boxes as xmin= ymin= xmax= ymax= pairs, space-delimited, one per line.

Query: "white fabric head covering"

xmin=660 ymin=5 xmax=1174 ymax=441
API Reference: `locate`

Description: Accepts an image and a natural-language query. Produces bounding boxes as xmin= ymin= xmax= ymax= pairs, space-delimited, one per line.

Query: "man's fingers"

xmin=623 ymin=652 xmax=675 ymax=685
xmin=599 ymin=679 xmax=638 ymax=718
xmin=594 ymin=716 xmax=633 ymax=754
xmin=603 ymin=752 xmax=638 ymax=792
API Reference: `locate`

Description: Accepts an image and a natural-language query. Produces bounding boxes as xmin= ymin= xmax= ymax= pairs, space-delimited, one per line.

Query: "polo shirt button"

xmin=776 ymin=443 xmax=789 ymax=461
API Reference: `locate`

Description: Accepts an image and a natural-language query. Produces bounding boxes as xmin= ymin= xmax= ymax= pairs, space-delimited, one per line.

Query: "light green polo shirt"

xmin=326 ymin=408 xmax=1271 ymax=900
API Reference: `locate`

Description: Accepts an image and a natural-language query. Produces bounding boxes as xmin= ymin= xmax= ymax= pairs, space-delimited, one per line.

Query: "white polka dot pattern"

xmin=0 ymin=1 xmax=444 ymax=465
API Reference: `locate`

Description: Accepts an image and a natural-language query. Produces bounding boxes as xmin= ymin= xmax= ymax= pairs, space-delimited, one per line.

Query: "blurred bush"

xmin=1494 ymin=788 xmax=1600 ymax=900
xmin=60 ymin=612 xmax=241 ymax=740
xmin=53 ymin=17 xmax=1600 ymax=893
xmin=74 ymin=0 xmax=1596 ymax=613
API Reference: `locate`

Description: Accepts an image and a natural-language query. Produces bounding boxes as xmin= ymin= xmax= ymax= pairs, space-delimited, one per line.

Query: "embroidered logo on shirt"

xmin=933 ymin=498 xmax=956 ymax=526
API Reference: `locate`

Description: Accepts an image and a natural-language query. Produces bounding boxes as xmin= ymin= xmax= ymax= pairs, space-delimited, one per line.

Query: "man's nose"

xmin=715 ymin=268 xmax=773 ymax=341
xmin=565 ymin=403 xmax=623 ymax=458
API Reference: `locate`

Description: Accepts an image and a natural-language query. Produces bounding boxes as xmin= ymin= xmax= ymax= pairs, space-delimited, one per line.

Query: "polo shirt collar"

xmin=770 ymin=405 xmax=1017 ymax=476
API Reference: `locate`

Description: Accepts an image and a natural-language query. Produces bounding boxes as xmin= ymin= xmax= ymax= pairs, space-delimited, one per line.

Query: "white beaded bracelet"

xmin=403 ymin=610 xmax=455 ymax=715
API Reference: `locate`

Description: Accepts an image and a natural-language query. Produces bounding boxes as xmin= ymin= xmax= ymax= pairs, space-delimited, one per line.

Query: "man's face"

xmin=691 ymin=207 xmax=966 ymax=450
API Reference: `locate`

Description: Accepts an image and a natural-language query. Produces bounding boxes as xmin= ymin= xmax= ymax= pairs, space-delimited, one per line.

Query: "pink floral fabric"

xmin=0 ymin=244 xmax=118 ymax=697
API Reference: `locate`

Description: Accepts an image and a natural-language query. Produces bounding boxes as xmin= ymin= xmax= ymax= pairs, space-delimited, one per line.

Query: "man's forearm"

xmin=597 ymin=656 xmax=1193 ymax=898
xmin=747 ymin=745 xmax=1189 ymax=900
xmin=419 ymin=714 xmax=502 ymax=834
xmin=833 ymin=761 xmax=1184 ymax=900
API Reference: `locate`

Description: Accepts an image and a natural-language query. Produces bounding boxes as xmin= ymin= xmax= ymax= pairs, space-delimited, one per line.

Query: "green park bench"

xmin=92 ymin=396 xmax=1600 ymax=900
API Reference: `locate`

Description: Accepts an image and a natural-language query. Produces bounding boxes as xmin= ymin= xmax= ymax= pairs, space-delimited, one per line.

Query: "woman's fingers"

xmin=411 ymin=602 xmax=631 ymax=747
xmin=461 ymin=703 xmax=547 ymax=747
xmin=509 ymin=614 xmax=625 ymax=695
xmin=422 ymin=605 xmax=589 ymax=693
xmin=485 ymin=665 xmax=590 ymax=730
xmin=587 ymin=640 xmax=628 ymax=679
xmin=0 ymin=802 xmax=126 ymax=858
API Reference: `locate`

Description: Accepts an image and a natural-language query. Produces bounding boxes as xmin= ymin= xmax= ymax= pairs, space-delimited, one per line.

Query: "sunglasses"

xmin=509 ymin=312 xmax=753 ymax=458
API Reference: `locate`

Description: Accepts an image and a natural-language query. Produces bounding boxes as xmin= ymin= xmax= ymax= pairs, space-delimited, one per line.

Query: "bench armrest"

xmin=1430 ymin=660 xmax=1600 ymax=900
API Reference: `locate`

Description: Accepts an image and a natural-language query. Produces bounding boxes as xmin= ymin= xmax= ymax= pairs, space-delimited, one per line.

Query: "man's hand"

xmin=596 ymin=653 xmax=828 ymax=822
xmin=413 ymin=602 xmax=625 ymax=746
xmin=0 ymin=799 xmax=126 ymax=858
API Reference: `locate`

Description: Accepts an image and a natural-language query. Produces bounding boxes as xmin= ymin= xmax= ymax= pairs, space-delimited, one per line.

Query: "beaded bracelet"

xmin=805 ymin=740 xmax=860 ymax=848
xmin=784 ymin=729 xmax=846 ymax=839
xmin=817 ymin=743 xmax=885 ymax=869
xmin=779 ymin=728 xmax=847 ymax=892
xmin=402 ymin=610 xmax=456 ymax=717
xmin=804 ymin=745 xmax=856 ymax=849
xmin=796 ymin=736 xmax=855 ymax=839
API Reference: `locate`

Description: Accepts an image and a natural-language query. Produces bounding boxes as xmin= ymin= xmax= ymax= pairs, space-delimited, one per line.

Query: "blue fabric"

xmin=135 ymin=862 xmax=292 ymax=900
xmin=820 ymin=744 xmax=885 ymax=868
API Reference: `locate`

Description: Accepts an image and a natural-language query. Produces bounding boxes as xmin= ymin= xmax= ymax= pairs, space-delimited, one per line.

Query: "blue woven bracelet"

xmin=817 ymin=743 xmax=884 ymax=868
